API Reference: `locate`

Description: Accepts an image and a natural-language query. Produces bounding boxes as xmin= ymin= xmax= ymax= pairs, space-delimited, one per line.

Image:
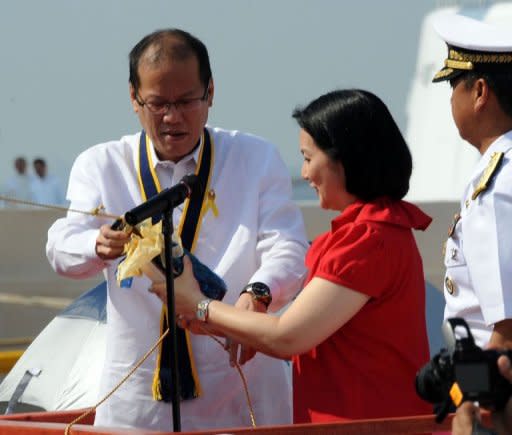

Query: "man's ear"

xmin=474 ymin=78 xmax=489 ymax=112
xmin=207 ymin=79 xmax=215 ymax=108
xmin=129 ymin=84 xmax=139 ymax=113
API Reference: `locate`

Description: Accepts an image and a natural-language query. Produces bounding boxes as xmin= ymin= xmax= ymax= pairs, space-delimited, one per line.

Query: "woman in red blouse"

xmin=151 ymin=89 xmax=432 ymax=423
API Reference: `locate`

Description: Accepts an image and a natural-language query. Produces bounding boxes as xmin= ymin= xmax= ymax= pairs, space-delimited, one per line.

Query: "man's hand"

xmin=492 ymin=355 xmax=512 ymax=435
xmin=452 ymin=355 xmax=512 ymax=435
xmin=227 ymin=292 xmax=267 ymax=366
xmin=489 ymin=319 xmax=512 ymax=349
xmin=452 ymin=401 xmax=481 ymax=435
xmin=95 ymin=224 xmax=131 ymax=260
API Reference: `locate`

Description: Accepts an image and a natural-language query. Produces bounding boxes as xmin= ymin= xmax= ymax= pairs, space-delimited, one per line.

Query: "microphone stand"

xmin=114 ymin=174 xmax=199 ymax=431
xmin=162 ymin=207 xmax=181 ymax=432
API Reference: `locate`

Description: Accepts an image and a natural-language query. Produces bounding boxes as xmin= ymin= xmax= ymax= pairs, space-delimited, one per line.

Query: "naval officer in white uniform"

xmin=432 ymin=13 xmax=512 ymax=349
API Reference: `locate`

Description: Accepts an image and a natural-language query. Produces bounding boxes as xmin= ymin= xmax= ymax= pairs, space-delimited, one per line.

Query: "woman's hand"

xmin=149 ymin=255 xmax=204 ymax=318
xmin=149 ymin=257 xmax=228 ymax=338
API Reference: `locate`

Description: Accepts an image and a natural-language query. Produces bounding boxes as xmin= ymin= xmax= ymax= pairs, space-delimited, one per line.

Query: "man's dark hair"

xmin=456 ymin=71 xmax=512 ymax=118
xmin=33 ymin=158 xmax=46 ymax=166
xmin=293 ymin=89 xmax=412 ymax=201
xmin=129 ymin=29 xmax=212 ymax=95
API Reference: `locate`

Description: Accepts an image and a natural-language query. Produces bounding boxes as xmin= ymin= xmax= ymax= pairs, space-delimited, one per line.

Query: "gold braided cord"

xmin=64 ymin=329 xmax=170 ymax=435
xmin=198 ymin=325 xmax=257 ymax=428
xmin=64 ymin=326 xmax=257 ymax=434
xmin=0 ymin=194 xmax=121 ymax=220
xmin=233 ymin=361 xmax=257 ymax=428
xmin=449 ymin=48 xmax=512 ymax=64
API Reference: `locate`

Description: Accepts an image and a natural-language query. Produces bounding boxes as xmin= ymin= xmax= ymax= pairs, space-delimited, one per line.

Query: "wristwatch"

xmin=196 ymin=298 xmax=212 ymax=322
xmin=240 ymin=282 xmax=272 ymax=308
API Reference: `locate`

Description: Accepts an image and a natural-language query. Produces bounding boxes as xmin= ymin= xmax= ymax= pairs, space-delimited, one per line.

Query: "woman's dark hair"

xmin=292 ymin=89 xmax=412 ymax=201
xmin=129 ymin=29 xmax=212 ymax=95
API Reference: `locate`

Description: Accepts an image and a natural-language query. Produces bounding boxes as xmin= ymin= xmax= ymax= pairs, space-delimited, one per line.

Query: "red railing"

xmin=0 ymin=408 xmax=494 ymax=434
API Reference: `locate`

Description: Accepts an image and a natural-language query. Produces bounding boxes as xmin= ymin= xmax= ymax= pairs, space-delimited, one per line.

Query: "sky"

xmin=0 ymin=0 xmax=503 ymax=201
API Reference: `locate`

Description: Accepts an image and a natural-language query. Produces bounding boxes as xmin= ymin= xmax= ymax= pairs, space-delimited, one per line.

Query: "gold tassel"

xmin=152 ymin=307 xmax=167 ymax=401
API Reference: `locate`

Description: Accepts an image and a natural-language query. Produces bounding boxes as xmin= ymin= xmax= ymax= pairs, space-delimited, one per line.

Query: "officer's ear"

xmin=473 ymin=78 xmax=490 ymax=112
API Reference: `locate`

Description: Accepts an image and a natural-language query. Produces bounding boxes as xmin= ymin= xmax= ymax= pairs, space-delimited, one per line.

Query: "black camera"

xmin=415 ymin=317 xmax=512 ymax=422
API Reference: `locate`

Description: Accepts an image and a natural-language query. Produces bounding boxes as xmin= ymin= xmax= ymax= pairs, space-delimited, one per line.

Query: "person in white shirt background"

xmin=46 ymin=28 xmax=308 ymax=431
xmin=30 ymin=158 xmax=66 ymax=206
xmin=1 ymin=156 xmax=33 ymax=208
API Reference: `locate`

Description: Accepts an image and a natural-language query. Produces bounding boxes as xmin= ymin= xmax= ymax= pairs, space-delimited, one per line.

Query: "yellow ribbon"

xmin=116 ymin=219 xmax=163 ymax=286
xmin=205 ymin=189 xmax=219 ymax=218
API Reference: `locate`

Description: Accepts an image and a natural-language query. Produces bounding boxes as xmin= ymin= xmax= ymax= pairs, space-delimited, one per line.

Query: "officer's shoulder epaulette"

xmin=471 ymin=151 xmax=504 ymax=200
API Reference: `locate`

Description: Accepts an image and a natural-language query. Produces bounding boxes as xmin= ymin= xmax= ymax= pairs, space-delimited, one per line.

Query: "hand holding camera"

xmin=415 ymin=317 xmax=512 ymax=420
xmin=452 ymin=355 xmax=512 ymax=435
xmin=415 ymin=317 xmax=512 ymax=434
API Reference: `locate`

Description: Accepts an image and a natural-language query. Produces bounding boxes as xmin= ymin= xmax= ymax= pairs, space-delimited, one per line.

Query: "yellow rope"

xmin=0 ymin=195 xmax=120 ymax=220
xmin=64 ymin=326 xmax=257 ymax=434
xmin=64 ymin=329 xmax=169 ymax=435
xmin=199 ymin=326 xmax=257 ymax=427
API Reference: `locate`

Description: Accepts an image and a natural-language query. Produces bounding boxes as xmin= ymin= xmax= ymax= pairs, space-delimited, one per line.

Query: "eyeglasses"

xmin=136 ymin=86 xmax=209 ymax=115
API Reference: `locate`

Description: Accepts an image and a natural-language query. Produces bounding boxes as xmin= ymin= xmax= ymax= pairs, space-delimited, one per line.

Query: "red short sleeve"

xmin=307 ymin=222 xmax=390 ymax=297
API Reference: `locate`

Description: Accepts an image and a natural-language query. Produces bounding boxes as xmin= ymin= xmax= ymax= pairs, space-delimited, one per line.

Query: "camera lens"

xmin=415 ymin=352 xmax=452 ymax=404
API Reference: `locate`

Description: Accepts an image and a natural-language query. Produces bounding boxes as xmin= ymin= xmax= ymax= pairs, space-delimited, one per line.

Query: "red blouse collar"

xmin=331 ymin=197 xmax=432 ymax=231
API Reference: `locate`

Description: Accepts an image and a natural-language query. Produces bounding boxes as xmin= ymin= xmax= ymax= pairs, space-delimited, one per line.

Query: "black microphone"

xmin=122 ymin=174 xmax=198 ymax=226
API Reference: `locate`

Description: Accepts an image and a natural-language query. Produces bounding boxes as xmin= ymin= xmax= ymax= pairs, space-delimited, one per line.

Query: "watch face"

xmin=243 ymin=282 xmax=272 ymax=307
xmin=249 ymin=282 xmax=270 ymax=297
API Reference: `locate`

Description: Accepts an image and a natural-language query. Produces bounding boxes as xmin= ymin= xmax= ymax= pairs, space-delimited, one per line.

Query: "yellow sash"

xmin=136 ymin=129 xmax=214 ymax=401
